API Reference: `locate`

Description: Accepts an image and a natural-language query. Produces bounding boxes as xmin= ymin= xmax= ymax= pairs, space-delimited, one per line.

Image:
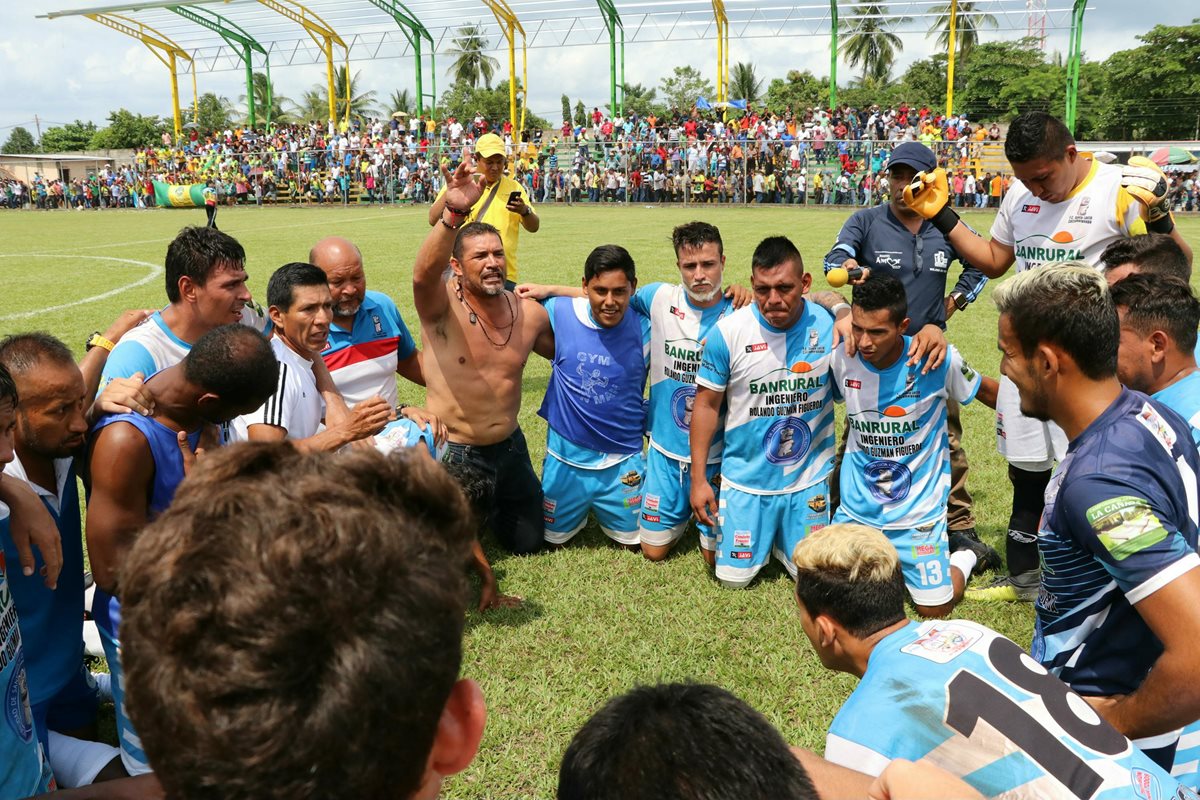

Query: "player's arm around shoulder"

xmin=524 ymin=295 xmax=555 ymax=360
xmin=86 ymin=421 xmax=154 ymax=594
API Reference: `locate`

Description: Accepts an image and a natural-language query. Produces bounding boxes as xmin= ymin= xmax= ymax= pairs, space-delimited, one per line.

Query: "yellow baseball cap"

xmin=475 ymin=133 xmax=505 ymax=159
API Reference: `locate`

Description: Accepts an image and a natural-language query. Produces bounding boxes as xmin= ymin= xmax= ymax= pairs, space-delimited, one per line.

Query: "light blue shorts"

xmin=715 ymin=480 xmax=831 ymax=588
xmin=543 ymin=452 xmax=645 ymax=545
xmin=638 ymin=447 xmax=720 ymax=550
xmin=832 ymin=510 xmax=953 ymax=606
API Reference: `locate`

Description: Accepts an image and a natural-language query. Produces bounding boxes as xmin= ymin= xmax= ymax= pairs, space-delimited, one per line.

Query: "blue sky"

xmin=1 ymin=3 xmax=1193 ymax=136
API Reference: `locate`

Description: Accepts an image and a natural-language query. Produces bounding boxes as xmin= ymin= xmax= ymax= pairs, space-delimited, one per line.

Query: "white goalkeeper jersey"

xmin=990 ymin=158 xmax=1146 ymax=272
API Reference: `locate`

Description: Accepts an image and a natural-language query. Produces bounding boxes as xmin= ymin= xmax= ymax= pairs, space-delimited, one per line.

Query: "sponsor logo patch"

xmin=844 ymin=378 xmax=862 ymax=390
xmin=1087 ymin=496 xmax=1168 ymax=560
xmin=901 ymin=622 xmax=982 ymax=663
xmin=543 ymin=498 xmax=557 ymax=512
xmin=733 ymin=531 xmax=751 ymax=547
xmin=1132 ymin=768 xmax=1159 ymax=800
xmin=1021 ymin=203 xmax=1041 ymax=214
xmin=641 ymin=513 xmax=661 ymax=523
xmin=644 ymin=494 xmax=660 ymax=511
xmin=746 ymin=342 xmax=769 ymax=353
xmin=731 ymin=550 xmax=753 ymax=560
xmin=912 ymin=544 xmax=940 ymax=557
xmin=620 ymin=470 xmax=643 ymax=488
xmin=807 ymin=495 xmax=828 ymax=513
xmin=669 ymin=305 xmax=686 ymax=320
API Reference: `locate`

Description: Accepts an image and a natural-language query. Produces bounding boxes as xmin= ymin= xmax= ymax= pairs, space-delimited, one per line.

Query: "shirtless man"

xmin=413 ymin=154 xmax=553 ymax=611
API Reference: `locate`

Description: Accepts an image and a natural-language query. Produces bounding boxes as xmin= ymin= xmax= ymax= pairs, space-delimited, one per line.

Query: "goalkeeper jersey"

xmin=826 ymin=619 xmax=1194 ymax=799
xmin=830 ymin=341 xmax=981 ymax=528
xmin=991 ymin=158 xmax=1146 ymax=272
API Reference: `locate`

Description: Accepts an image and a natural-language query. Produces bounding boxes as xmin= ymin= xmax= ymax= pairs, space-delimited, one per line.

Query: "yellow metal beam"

xmin=711 ymin=0 xmax=728 ymax=106
xmin=945 ymin=0 xmax=958 ymax=115
xmin=85 ymin=13 xmax=195 ymax=138
xmin=256 ymin=0 xmax=349 ymax=125
xmin=481 ymin=0 xmax=527 ymax=135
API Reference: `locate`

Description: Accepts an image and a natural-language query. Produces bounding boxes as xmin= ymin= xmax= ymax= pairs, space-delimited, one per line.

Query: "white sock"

xmin=950 ymin=549 xmax=978 ymax=581
xmin=47 ymin=731 xmax=121 ymax=788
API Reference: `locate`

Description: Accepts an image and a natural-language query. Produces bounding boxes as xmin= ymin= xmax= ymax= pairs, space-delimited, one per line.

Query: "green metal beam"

xmin=363 ymin=0 xmax=436 ymax=118
xmin=829 ymin=0 xmax=838 ymax=110
xmin=1064 ymin=0 xmax=1087 ymax=134
xmin=168 ymin=6 xmax=271 ymax=128
xmin=596 ymin=0 xmax=624 ymax=117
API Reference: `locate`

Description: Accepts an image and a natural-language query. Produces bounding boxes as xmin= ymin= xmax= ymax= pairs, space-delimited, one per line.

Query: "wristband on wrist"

xmin=931 ymin=205 xmax=960 ymax=236
xmin=440 ymin=212 xmax=465 ymax=230
xmin=830 ymin=303 xmax=851 ymax=317
xmin=86 ymin=332 xmax=116 ymax=353
xmin=444 ymin=202 xmax=471 ymax=217
xmin=1148 ymin=213 xmax=1175 ymax=234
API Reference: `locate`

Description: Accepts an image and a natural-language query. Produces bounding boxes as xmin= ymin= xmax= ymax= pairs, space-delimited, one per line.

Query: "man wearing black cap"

xmin=822 ymin=141 xmax=998 ymax=572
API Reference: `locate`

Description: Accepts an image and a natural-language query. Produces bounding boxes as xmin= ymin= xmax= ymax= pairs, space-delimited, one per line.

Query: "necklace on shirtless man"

xmin=455 ymin=277 xmax=516 ymax=348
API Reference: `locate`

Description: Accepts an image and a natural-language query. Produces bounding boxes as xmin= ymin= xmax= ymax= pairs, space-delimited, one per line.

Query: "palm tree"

xmin=333 ymin=66 xmax=380 ymax=121
xmin=730 ymin=62 xmax=763 ymax=104
xmin=446 ymin=23 xmax=499 ymax=89
xmin=615 ymin=82 xmax=658 ymax=116
xmin=926 ymin=1 xmax=998 ymax=61
xmin=388 ymin=89 xmax=413 ymax=115
xmin=291 ymin=88 xmax=328 ymax=123
xmin=840 ymin=2 xmax=911 ymax=84
xmin=238 ymin=71 xmax=292 ymax=126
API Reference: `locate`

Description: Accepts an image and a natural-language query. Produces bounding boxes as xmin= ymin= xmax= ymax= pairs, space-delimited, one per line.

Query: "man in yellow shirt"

xmin=429 ymin=133 xmax=540 ymax=285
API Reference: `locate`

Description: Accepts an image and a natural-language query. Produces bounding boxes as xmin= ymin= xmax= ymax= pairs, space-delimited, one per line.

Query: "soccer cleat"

xmin=948 ymin=528 xmax=1002 ymax=574
xmin=966 ymin=574 xmax=1040 ymax=603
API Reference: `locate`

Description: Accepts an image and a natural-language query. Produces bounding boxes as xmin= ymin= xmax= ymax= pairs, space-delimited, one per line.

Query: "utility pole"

xmin=34 ymin=114 xmax=42 ymax=144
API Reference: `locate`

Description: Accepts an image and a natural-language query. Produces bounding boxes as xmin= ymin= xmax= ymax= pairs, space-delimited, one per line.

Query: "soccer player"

xmin=0 ymin=364 xmax=56 ymax=798
xmin=1111 ymin=273 xmax=1200 ymax=445
xmin=414 ymin=155 xmax=554 ymax=611
xmin=831 ymin=274 xmax=997 ymax=617
xmin=87 ymin=324 xmax=280 ymax=776
xmin=228 ymin=262 xmax=393 ymax=450
xmin=115 ymin=445 xmax=485 ymax=800
xmin=690 ymin=237 xmax=835 ymax=588
xmin=822 ymin=141 xmax=997 ymax=571
xmin=792 ymin=522 xmax=1196 ymax=798
xmin=100 ymin=227 xmax=270 ymax=390
xmin=906 ymin=111 xmax=1193 ymax=603
xmin=429 ymin=133 xmax=540 ymax=284
xmin=535 ymin=245 xmax=648 ymax=548
xmin=993 ymin=264 xmax=1200 ymax=770
xmin=1100 ymin=234 xmax=1199 ymax=363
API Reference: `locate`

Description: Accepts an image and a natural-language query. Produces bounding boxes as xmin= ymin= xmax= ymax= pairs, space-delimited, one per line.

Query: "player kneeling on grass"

xmin=535 ymin=245 xmax=649 ymax=549
xmin=831 ymin=273 xmax=997 ymax=617
xmin=792 ymin=522 xmax=1198 ymax=799
xmin=557 ymin=682 xmax=984 ymax=800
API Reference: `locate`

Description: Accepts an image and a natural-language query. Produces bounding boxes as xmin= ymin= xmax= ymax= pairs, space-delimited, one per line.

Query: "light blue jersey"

xmin=827 ymin=619 xmax=1195 ymax=799
xmin=1153 ymin=371 xmax=1200 ymax=447
xmin=831 ymin=341 xmax=981 ymax=528
xmin=696 ymin=302 xmax=836 ymax=494
xmin=634 ymin=282 xmax=734 ymax=462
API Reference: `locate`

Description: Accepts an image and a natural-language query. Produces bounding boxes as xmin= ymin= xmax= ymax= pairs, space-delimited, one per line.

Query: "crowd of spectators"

xmin=3 ymin=101 xmax=1197 ymax=212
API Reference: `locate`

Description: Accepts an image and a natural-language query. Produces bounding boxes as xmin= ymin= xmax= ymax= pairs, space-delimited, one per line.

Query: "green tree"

xmin=89 ymin=110 xmax=165 ymax=149
xmin=839 ymin=74 xmax=903 ymax=110
xmin=957 ymin=39 xmax=1047 ymax=121
xmin=574 ymin=100 xmax=587 ymax=127
xmin=437 ymin=80 xmax=549 ymax=131
xmin=561 ymin=94 xmax=572 ymax=125
xmin=895 ymin=55 xmax=948 ymax=109
xmin=840 ymin=2 xmax=910 ymax=83
xmin=239 ymin=71 xmax=292 ymax=126
xmin=926 ymin=1 xmax=997 ymax=62
xmin=612 ymin=83 xmax=662 ymax=118
xmin=730 ymin=62 xmax=763 ymax=104
xmin=659 ymin=65 xmax=715 ymax=113
xmin=446 ymin=23 xmax=500 ymax=89
xmin=388 ymin=89 xmax=413 ymax=115
xmin=2 ymin=127 xmax=37 ymax=154
xmin=39 ymin=120 xmax=97 ymax=153
xmin=765 ymin=70 xmax=828 ymax=113
xmin=1100 ymin=20 xmax=1200 ymax=139
xmin=196 ymin=92 xmax=233 ymax=131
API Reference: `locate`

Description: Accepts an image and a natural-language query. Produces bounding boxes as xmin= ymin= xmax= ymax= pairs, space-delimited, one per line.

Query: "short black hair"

xmin=852 ymin=273 xmax=908 ymax=326
xmin=183 ymin=324 xmax=279 ymax=402
xmin=794 ymin=550 xmax=908 ymax=640
xmin=557 ymin=683 xmax=817 ymax=800
xmin=672 ymin=221 xmax=723 ymax=257
xmin=1100 ymin=234 xmax=1190 ymax=281
xmin=452 ymin=221 xmax=502 ymax=262
xmin=751 ymin=236 xmax=803 ymax=273
xmin=267 ymin=262 xmax=328 ymax=311
xmin=165 ymin=227 xmax=247 ymax=303
xmin=1111 ymin=273 xmax=1200 ymax=354
xmin=0 ymin=363 xmax=17 ymax=408
xmin=0 ymin=333 xmax=75 ymax=375
xmin=1004 ymin=111 xmax=1075 ymax=164
xmin=583 ymin=245 xmax=636 ymax=285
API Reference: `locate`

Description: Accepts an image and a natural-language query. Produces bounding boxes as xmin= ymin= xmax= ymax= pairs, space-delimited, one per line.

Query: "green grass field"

xmin=2 ymin=205 xmax=1197 ymax=798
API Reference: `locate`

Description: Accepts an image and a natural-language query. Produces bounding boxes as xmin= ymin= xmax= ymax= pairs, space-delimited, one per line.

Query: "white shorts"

xmin=995 ymin=376 xmax=1068 ymax=471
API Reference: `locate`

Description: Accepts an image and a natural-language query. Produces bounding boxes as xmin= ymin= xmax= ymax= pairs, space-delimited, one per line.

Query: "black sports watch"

xmin=950 ymin=291 xmax=969 ymax=312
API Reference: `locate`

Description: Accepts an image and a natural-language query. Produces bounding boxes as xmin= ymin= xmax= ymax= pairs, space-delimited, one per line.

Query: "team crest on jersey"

xmin=371 ymin=314 xmax=383 ymax=335
xmin=899 ymin=372 xmax=919 ymax=399
xmin=901 ymin=623 xmax=982 ymax=663
xmin=620 ymin=470 xmax=643 ymax=488
xmin=933 ymin=251 xmax=948 ymax=270
xmin=1068 ymin=196 xmax=1093 ymax=225
xmin=1131 ymin=768 xmax=1159 ymax=800
xmin=3 ymin=650 xmax=34 ymax=743
xmin=864 ymin=460 xmax=912 ymax=503
xmin=807 ymin=495 xmax=827 ymax=513
xmin=671 ymin=386 xmax=696 ymax=431
xmin=804 ymin=329 xmax=824 ymax=354
xmin=1137 ymin=403 xmax=1177 ymax=450
xmin=763 ymin=418 xmax=812 ymax=465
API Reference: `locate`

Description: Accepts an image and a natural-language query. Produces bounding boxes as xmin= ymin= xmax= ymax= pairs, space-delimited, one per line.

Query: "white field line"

xmin=0 ymin=254 xmax=162 ymax=321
